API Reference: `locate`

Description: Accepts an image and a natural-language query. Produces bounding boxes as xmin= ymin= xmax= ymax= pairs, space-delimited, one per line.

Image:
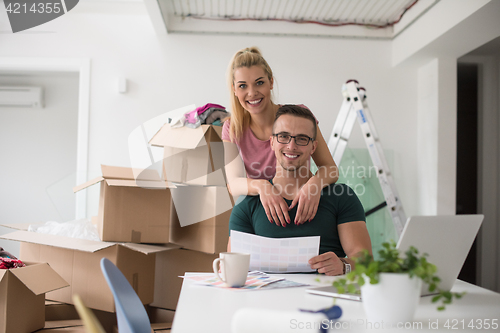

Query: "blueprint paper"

xmin=230 ymin=230 xmax=320 ymax=273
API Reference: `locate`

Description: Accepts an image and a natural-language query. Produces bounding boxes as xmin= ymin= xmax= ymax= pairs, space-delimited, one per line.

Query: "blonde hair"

xmin=226 ymin=47 xmax=274 ymax=142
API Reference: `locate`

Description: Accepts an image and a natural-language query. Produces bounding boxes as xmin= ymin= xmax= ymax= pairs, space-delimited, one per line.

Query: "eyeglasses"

xmin=273 ymin=133 xmax=314 ymax=146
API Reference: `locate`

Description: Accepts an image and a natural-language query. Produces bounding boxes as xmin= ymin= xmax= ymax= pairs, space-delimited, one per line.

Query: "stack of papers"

xmin=182 ymin=271 xmax=309 ymax=290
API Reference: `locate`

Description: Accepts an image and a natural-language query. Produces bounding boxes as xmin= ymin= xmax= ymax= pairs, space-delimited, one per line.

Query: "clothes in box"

xmin=150 ymin=124 xmax=226 ymax=186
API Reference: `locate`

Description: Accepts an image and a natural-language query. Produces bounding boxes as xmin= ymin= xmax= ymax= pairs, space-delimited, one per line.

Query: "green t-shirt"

xmin=229 ymin=183 xmax=366 ymax=257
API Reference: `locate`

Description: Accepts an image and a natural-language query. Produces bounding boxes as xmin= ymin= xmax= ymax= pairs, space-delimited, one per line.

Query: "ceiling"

xmin=152 ymin=0 xmax=440 ymax=39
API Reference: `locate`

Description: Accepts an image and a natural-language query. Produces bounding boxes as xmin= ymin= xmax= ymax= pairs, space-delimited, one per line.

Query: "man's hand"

xmin=308 ymin=252 xmax=344 ymax=276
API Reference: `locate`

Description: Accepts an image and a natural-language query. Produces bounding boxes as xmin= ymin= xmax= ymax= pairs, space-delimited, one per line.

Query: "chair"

xmin=73 ymin=294 xmax=106 ymax=333
xmin=100 ymin=258 xmax=153 ymax=333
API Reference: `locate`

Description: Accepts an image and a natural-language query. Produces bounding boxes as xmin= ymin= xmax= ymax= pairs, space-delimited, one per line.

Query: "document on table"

xmin=230 ymin=230 xmax=320 ymax=273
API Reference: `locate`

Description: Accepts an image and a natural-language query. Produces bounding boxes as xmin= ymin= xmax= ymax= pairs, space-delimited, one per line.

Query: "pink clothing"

xmin=185 ymin=103 xmax=225 ymax=124
xmin=221 ymin=104 xmax=316 ymax=180
xmin=222 ymin=119 xmax=276 ymax=179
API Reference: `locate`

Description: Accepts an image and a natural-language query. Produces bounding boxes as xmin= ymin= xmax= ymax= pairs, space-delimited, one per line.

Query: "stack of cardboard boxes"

xmin=0 ymin=123 xmax=233 ymax=332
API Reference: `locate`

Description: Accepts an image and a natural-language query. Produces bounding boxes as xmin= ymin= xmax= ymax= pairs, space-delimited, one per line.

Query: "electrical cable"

xmin=182 ymin=0 xmax=419 ymax=29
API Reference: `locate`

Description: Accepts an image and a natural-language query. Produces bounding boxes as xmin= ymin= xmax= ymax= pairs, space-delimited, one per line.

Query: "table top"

xmin=171 ymin=273 xmax=500 ymax=333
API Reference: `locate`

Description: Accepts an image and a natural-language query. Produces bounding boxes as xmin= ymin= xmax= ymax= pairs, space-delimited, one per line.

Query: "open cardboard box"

xmin=0 ymin=224 xmax=180 ymax=313
xmin=0 ymin=261 xmax=68 ymax=333
xmin=73 ymin=165 xmax=174 ymax=243
xmin=170 ymin=184 xmax=233 ymax=254
xmin=150 ymin=124 xmax=226 ymax=186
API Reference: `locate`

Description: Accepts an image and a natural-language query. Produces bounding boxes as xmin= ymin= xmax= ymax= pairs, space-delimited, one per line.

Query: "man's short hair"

xmin=274 ymin=105 xmax=317 ymax=140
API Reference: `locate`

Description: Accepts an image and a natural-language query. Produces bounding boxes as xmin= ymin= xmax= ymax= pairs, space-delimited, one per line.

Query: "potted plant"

xmin=333 ymin=241 xmax=464 ymax=323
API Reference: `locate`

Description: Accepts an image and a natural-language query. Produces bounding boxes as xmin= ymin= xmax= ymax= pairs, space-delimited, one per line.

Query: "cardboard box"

xmin=73 ymin=165 xmax=174 ymax=243
xmin=150 ymin=124 xmax=226 ymax=186
xmin=170 ymin=185 xmax=233 ymax=254
xmin=151 ymin=249 xmax=219 ymax=310
xmin=39 ymin=320 xmax=84 ymax=332
xmin=0 ymin=262 xmax=68 ymax=333
xmin=45 ymin=300 xmax=117 ymax=332
xmin=146 ymin=306 xmax=176 ymax=324
xmin=0 ymin=226 xmax=179 ymax=313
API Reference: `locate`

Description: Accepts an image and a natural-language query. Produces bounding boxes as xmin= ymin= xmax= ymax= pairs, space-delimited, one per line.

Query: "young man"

xmin=227 ymin=105 xmax=372 ymax=276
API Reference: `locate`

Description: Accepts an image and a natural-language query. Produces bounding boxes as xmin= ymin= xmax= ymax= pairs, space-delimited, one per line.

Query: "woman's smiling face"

xmin=233 ymin=65 xmax=274 ymax=115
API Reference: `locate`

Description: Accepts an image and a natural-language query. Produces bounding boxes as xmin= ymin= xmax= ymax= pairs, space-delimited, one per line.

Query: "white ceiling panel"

xmin=152 ymin=0 xmax=440 ymax=39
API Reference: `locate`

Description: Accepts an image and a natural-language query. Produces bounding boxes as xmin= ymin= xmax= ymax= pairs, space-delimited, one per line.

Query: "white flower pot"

xmin=361 ymin=273 xmax=422 ymax=324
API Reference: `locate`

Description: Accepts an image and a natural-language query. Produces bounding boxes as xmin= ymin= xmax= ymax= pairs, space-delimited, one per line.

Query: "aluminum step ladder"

xmin=328 ymin=80 xmax=407 ymax=236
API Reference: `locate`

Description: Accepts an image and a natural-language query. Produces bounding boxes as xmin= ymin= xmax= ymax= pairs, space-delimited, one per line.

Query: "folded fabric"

xmin=0 ymin=257 xmax=26 ymax=269
xmin=0 ymin=247 xmax=17 ymax=259
xmin=185 ymin=103 xmax=226 ymax=125
xmin=202 ymin=109 xmax=228 ymax=124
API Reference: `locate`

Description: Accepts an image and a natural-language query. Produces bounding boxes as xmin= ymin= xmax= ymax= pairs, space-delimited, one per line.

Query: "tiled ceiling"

xmin=154 ymin=0 xmax=440 ymax=39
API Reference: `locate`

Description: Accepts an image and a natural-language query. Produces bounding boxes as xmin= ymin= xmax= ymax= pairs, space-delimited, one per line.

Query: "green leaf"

xmin=358 ymin=276 xmax=365 ymax=286
xmin=347 ymin=284 xmax=357 ymax=294
xmin=431 ymin=295 xmax=441 ymax=303
xmin=437 ymin=306 xmax=445 ymax=311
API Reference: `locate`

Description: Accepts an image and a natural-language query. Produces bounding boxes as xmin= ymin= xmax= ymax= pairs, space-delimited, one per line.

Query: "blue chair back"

xmin=100 ymin=258 xmax=152 ymax=333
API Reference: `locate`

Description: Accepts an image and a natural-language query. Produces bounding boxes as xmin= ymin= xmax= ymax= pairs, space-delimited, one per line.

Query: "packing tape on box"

xmin=231 ymin=308 xmax=327 ymax=333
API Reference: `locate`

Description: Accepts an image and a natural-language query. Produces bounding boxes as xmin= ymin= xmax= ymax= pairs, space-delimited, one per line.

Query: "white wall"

xmin=0 ymin=73 xmax=79 ymax=256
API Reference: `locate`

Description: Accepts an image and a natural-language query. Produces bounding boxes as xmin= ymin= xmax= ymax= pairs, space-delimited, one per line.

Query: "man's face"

xmin=271 ymin=114 xmax=317 ymax=172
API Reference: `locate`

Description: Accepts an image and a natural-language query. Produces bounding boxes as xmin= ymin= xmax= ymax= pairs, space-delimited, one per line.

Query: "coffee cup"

xmin=212 ymin=252 xmax=250 ymax=287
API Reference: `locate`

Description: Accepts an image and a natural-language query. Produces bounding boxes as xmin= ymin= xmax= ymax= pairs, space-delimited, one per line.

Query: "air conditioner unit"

xmin=0 ymin=86 xmax=44 ymax=108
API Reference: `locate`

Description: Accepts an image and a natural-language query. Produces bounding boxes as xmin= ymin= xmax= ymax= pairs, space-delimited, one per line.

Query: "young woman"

xmin=222 ymin=47 xmax=339 ymax=227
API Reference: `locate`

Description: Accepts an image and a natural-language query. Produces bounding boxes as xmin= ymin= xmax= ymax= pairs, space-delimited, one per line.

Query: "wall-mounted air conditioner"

xmin=0 ymin=86 xmax=44 ymax=108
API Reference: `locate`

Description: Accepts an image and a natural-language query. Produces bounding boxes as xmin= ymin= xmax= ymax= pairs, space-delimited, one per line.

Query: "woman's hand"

xmin=289 ymin=176 xmax=322 ymax=225
xmin=258 ymin=180 xmax=291 ymax=227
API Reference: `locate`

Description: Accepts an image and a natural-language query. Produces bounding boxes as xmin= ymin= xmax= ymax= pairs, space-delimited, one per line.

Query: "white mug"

xmin=213 ymin=252 xmax=250 ymax=287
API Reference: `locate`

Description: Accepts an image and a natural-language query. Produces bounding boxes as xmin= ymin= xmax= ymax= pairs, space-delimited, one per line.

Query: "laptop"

xmin=306 ymin=214 xmax=484 ymax=301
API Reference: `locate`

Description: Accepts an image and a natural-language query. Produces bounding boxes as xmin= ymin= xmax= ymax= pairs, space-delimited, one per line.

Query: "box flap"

xmin=121 ymin=242 xmax=180 ymax=255
xmin=212 ymin=124 xmax=223 ymax=138
xmin=72 ymin=176 xmax=104 ymax=193
xmin=10 ymin=262 xmax=69 ymax=295
xmin=0 ymin=230 xmax=181 ymax=255
xmin=0 ymin=222 xmax=32 ymax=231
xmin=0 ymin=269 xmax=6 ymax=281
xmin=73 ymin=165 xmax=166 ymax=193
xmin=0 ymin=230 xmax=117 ymax=252
xmin=105 ymin=178 xmax=176 ymax=189
xmin=101 ymin=164 xmax=163 ymax=181
xmin=44 ymin=320 xmax=84 ymax=329
xmin=150 ymin=124 xmax=210 ymax=149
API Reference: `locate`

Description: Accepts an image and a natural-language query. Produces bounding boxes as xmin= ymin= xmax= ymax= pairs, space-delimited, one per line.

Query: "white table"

xmin=171 ymin=273 xmax=500 ymax=332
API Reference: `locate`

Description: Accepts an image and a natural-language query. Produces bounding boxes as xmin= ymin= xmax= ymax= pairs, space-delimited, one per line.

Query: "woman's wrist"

xmin=308 ymin=174 xmax=324 ymax=189
xmin=254 ymin=179 xmax=271 ymax=195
